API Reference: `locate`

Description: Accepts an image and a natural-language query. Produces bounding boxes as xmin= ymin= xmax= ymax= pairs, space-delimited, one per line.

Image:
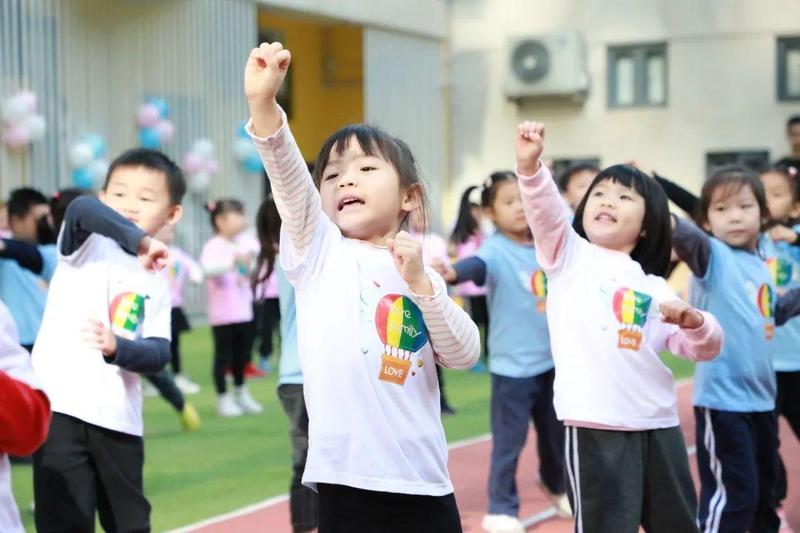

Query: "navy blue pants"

xmin=695 ymin=407 xmax=780 ymax=533
xmin=488 ymin=369 xmax=565 ymax=516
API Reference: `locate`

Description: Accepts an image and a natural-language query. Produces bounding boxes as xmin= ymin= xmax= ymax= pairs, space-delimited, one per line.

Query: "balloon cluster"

xmin=233 ymin=124 xmax=262 ymax=174
xmin=0 ymin=90 xmax=46 ymax=151
xmin=69 ymin=135 xmax=109 ymax=189
xmin=182 ymin=139 xmax=219 ymax=193
xmin=137 ymin=98 xmax=174 ymax=149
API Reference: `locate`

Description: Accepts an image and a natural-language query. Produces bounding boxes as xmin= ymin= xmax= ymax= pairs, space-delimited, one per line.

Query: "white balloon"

xmin=69 ymin=143 xmax=94 ymax=168
xmin=189 ymin=172 xmax=211 ymax=193
xmin=89 ymin=159 xmax=110 ymax=180
xmin=192 ymin=138 xmax=214 ymax=158
xmin=1 ymin=96 xmax=29 ymax=124
xmin=233 ymin=138 xmax=254 ymax=161
xmin=24 ymin=114 xmax=46 ymax=140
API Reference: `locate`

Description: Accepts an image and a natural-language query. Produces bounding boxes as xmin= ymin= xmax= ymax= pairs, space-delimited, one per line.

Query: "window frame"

xmin=607 ymin=42 xmax=668 ymax=109
xmin=777 ymin=36 xmax=800 ymax=102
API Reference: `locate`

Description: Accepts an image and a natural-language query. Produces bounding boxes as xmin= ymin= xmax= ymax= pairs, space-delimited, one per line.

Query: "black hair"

xmin=312 ymin=124 xmax=429 ymax=232
xmin=7 ymin=187 xmax=48 ymax=220
xmin=573 ymin=164 xmax=672 ymax=277
xmin=450 ymin=186 xmax=480 ymax=245
xmin=787 ymin=115 xmax=800 ymax=130
xmin=480 ymin=171 xmax=517 ymax=208
xmin=204 ymin=198 xmax=245 ymax=232
xmin=104 ymin=148 xmax=186 ymax=205
xmin=51 ymin=188 xmax=91 ymax=232
xmin=558 ymin=163 xmax=600 ymax=193
xmin=252 ymin=194 xmax=281 ymax=296
xmin=697 ymin=164 xmax=768 ymax=230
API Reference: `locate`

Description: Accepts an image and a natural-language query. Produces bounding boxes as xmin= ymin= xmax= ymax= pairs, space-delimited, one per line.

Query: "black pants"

xmin=170 ymin=307 xmax=191 ymax=374
xmin=33 ymin=413 xmax=150 ymax=533
xmin=776 ymin=370 xmax=800 ymax=503
xmin=278 ymin=384 xmax=318 ymax=532
xmin=253 ymin=298 xmax=281 ymax=359
xmin=212 ymin=321 xmax=254 ymax=394
xmin=467 ymin=295 xmax=489 ymax=358
xmin=488 ymin=370 xmax=564 ymax=516
xmin=146 ymin=369 xmax=184 ymax=412
xmin=317 ymin=484 xmax=461 ymax=533
xmin=695 ymin=407 xmax=779 ymax=533
xmin=565 ymin=425 xmax=698 ymax=533
xmin=436 ymin=365 xmax=453 ymax=410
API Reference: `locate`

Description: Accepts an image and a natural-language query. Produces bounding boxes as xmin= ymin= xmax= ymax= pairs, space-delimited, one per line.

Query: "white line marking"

xmin=168 ymin=493 xmax=290 ymax=532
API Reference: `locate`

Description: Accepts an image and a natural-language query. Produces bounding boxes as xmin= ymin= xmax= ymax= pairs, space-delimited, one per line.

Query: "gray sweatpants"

xmin=565 ymin=425 xmax=698 ymax=533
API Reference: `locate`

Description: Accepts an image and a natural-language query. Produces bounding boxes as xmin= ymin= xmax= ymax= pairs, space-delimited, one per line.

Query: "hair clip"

xmin=206 ymin=200 xmax=217 ymax=211
xmin=52 ymin=191 xmax=61 ymax=200
xmin=789 ymin=166 xmax=798 ymax=178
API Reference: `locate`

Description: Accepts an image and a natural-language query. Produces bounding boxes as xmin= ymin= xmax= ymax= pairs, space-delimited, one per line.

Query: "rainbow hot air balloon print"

xmin=766 ymin=258 xmax=792 ymax=288
xmin=530 ymin=270 xmax=548 ymax=313
xmin=611 ymin=287 xmax=652 ymax=351
xmin=374 ymin=294 xmax=429 ymax=385
xmin=757 ymin=283 xmax=776 ymax=340
xmin=109 ymin=292 xmax=145 ymax=340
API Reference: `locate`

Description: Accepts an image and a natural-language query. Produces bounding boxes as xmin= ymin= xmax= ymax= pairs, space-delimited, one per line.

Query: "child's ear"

xmin=400 ymin=184 xmax=422 ymax=214
xmin=791 ymin=201 xmax=800 ymax=220
xmin=165 ymin=204 xmax=184 ymax=227
xmin=702 ymin=221 xmax=712 ymax=232
xmin=482 ymin=205 xmax=498 ymax=223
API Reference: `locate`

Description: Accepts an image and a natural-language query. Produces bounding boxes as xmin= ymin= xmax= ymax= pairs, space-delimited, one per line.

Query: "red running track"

xmin=180 ymin=383 xmax=800 ymax=532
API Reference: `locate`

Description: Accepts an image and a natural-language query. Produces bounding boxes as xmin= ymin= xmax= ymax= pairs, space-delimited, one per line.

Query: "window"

xmin=778 ymin=37 xmax=800 ymax=101
xmin=705 ymin=151 xmax=770 ymax=179
xmin=608 ymin=43 xmax=667 ymax=108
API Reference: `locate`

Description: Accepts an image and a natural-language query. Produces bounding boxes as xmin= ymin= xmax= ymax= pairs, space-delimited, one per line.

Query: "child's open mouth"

xmin=338 ymin=196 xmax=365 ymax=211
xmin=594 ymin=212 xmax=617 ymax=223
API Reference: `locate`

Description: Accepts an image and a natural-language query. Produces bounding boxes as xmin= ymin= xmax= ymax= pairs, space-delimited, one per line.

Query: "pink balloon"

xmin=182 ymin=152 xmax=204 ymax=174
xmin=17 ymin=90 xmax=37 ymax=113
xmin=203 ymin=159 xmax=219 ymax=175
xmin=156 ymin=120 xmax=174 ymax=144
xmin=1 ymin=123 xmax=31 ymax=150
xmin=137 ymin=104 xmax=160 ymax=128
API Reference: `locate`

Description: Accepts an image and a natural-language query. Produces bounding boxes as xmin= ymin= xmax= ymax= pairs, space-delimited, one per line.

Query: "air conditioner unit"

xmin=504 ymin=32 xmax=589 ymax=100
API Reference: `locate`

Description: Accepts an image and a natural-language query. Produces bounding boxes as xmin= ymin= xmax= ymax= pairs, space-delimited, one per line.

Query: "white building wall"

xmin=448 ymin=0 xmax=800 ymax=214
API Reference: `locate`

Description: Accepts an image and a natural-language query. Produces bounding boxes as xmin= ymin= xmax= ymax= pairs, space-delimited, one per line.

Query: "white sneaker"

xmin=141 ymin=380 xmax=158 ymax=398
xmin=234 ymin=386 xmax=263 ymax=414
xmin=536 ymin=478 xmax=572 ymax=518
xmin=174 ymin=374 xmax=201 ymax=395
xmin=217 ymin=393 xmax=243 ymax=417
xmin=481 ymin=514 xmax=525 ymax=533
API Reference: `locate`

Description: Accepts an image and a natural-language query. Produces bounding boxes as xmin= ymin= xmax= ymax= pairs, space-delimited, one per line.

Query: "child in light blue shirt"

xmin=437 ymin=171 xmax=567 ymax=530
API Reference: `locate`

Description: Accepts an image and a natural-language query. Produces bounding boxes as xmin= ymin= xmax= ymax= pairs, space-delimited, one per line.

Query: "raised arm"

xmin=0 ymin=238 xmax=44 ymax=274
xmin=665 ymin=309 xmax=723 ymax=362
xmin=61 ymin=196 xmax=145 ymax=257
xmin=776 ymin=287 xmax=800 ymax=326
xmin=515 ymin=121 xmax=573 ymax=270
xmin=671 ymin=216 xmax=712 ymax=278
xmin=245 ymin=42 xmax=321 ymax=261
xmin=653 ymin=173 xmax=699 ymax=217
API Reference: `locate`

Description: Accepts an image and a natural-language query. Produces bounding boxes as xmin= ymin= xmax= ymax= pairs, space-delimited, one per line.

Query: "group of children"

xmin=0 ymin=39 xmax=797 ymax=533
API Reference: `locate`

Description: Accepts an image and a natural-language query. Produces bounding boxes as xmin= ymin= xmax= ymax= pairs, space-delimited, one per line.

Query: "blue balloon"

xmin=72 ymin=167 xmax=96 ymax=189
xmin=84 ymin=134 xmax=106 ymax=159
xmin=149 ymin=97 xmax=169 ymax=118
xmin=243 ymin=153 xmax=263 ymax=174
xmin=139 ymin=127 xmax=161 ymax=149
xmin=237 ymin=123 xmax=250 ymax=139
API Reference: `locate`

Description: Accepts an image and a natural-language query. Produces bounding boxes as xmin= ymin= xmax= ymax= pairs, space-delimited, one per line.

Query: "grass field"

xmin=11 ymin=327 xmax=694 ymax=532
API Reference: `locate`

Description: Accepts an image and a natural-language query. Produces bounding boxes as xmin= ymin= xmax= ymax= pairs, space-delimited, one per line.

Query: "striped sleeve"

xmin=247 ymin=111 xmax=321 ymax=260
xmin=412 ymin=272 xmax=480 ymax=369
